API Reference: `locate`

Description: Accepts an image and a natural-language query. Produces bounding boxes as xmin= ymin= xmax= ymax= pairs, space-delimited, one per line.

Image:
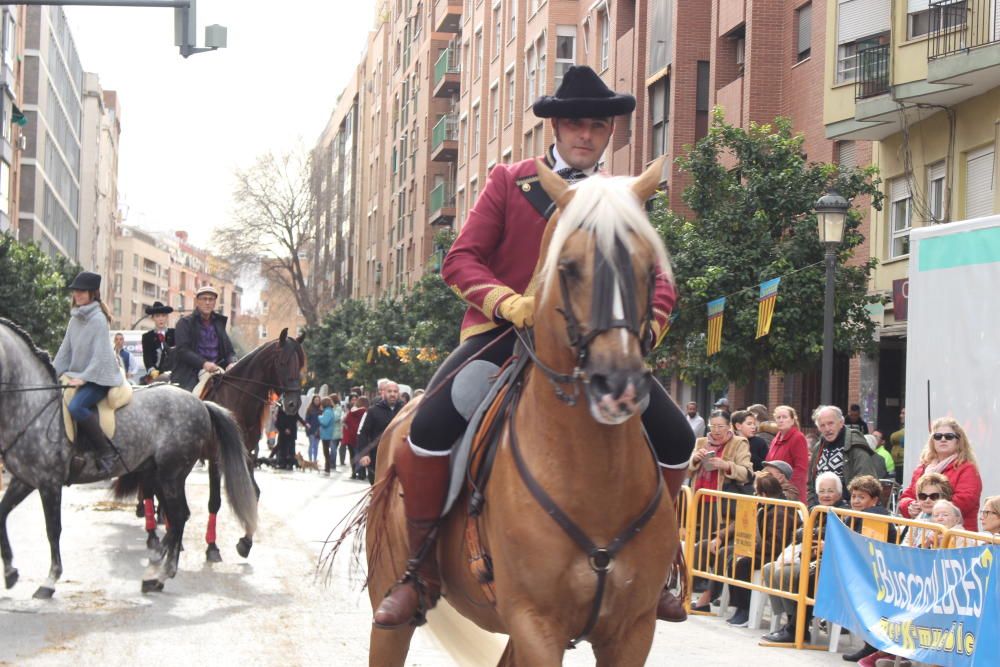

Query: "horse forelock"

xmin=0 ymin=317 xmax=57 ymax=381
xmin=539 ymin=175 xmax=672 ymax=295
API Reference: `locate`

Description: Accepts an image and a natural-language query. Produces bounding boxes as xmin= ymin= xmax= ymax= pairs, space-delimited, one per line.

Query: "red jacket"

xmin=442 ymin=154 xmax=676 ymax=342
xmin=898 ymin=460 xmax=982 ymax=531
xmin=341 ymin=407 xmax=366 ymax=448
xmin=765 ymin=426 xmax=810 ymax=502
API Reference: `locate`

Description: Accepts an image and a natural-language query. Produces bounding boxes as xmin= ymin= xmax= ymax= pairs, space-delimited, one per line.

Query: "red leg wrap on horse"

xmin=206 ymin=513 xmax=217 ymax=544
xmin=144 ymin=499 xmax=156 ymax=532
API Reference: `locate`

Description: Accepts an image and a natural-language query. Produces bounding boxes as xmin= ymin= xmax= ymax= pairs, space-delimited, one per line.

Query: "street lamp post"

xmin=815 ymin=191 xmax=850 ymax=407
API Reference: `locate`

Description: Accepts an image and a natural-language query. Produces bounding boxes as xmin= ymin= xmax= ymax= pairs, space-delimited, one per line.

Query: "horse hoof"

xmin=4 ymin=569 xmax=18 ymax=589
xmin=206 ymin=545 xmax=222 ymax=563
xmin=236 ymin=537 xmax=252 ymax=559
xmin=141 ymin=579 xmax=164 ymax=594
xmin=146 ymin=534 xmax=161 ymax=552
xmin=32 ymin=586 xmax=55 ymax=600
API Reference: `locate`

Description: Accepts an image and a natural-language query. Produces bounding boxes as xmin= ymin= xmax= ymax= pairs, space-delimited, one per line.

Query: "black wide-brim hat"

xmin=145 ymin=301 xmax=174 ymax=315
xmin=533 ymin=65 xmax=636 ymax=119
xmin=67 ymin=271 xmax=101 ymax=291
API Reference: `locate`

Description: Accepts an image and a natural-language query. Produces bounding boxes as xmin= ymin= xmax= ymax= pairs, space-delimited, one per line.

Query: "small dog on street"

xmin=295 ymin=452 xmax=320 ymax=472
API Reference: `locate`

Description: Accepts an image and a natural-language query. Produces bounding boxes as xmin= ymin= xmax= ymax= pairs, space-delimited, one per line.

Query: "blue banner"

xmin=815 ymin=514 xmax=999 ymax=666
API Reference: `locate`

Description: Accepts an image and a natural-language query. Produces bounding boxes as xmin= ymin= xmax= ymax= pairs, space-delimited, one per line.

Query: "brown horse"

xmin=363 ymin=157 xmax=679 ymax=665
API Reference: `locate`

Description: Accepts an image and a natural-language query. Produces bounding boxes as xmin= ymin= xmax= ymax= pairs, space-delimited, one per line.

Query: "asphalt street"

xmin=0 ymin=455 xmax=855 ymax=666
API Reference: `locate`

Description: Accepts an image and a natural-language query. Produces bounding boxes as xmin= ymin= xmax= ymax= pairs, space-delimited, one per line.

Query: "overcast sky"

xmin=65 ymin=1 xmax=374 ymax=251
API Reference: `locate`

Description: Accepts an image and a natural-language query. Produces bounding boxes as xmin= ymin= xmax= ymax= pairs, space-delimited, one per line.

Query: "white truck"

xmin=906 ymin=214 xmax=1000 ymax=500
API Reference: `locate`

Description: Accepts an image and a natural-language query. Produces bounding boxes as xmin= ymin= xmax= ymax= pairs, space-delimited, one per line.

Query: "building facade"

xmin=78 ymin=73 xmax=120 ymax=282
xmin=1 ymin=5 xmax=25 ymax=235
xmin=17 ymin=6 xmax=84 ymax=260
xmin=823 ymin=0 xmax=999 ymax=435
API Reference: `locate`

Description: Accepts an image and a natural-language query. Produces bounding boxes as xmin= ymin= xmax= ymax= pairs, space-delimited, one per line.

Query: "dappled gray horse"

xmin=0 ymin=318 xmax=258 ymax=597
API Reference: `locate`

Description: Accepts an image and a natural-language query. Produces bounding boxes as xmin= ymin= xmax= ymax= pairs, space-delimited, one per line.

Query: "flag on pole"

xmin=707 ymin=297 xmax=726 ymax=356
xmin=661 ymin=313 xmax=679 ymax=338
xmin=755 ymin=277 xmax=781 ymax=339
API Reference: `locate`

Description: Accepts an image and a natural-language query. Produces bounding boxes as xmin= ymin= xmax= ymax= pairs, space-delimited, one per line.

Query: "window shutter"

xmin=928 ymin=161 xmax=945 ymax=182
xmin=838 ymin=140 xmax=857 ymax=168
xmin=907 ymin=0 xmax=929 ymax=13
xmin=965 ymin=147 xmax=995 ymax=220
xmin=798 ymin=4 xmax=812 ymax=54
xmin=891 ymin=175 xmax=911 ymax=201
xmin=838 ymin=0 xmax=891 ymax=44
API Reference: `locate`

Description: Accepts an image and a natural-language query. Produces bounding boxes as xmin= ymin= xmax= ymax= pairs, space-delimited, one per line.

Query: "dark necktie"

xmin=157 ymin=332 xmax=165 ymax=343
xmin=556 ymin=167 xmax=588 ymax=181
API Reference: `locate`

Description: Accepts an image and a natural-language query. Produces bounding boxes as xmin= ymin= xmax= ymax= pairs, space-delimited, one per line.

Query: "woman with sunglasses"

xmin=906 ymin=472 xmax=953 ymax=547
xmin=897 ymin=418 xmax=982 ymax=531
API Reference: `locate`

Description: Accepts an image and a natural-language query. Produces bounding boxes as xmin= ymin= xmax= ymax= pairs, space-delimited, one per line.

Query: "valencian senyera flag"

xmin=755 ymin=277 xmax=781 ymax=339
xmin=706 ymin=297 xmax=726 ymax=356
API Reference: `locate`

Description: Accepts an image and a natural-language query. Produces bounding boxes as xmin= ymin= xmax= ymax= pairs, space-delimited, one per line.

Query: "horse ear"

xmin=295 ymin=331 xmax=306 ymax=344
xmin=279 ymin=328 xmax=288 ymax=343
xmin=535 ymin=158 xmax=575 ymax=210
xmin=632 ymin=156 xmax=667 ymax=203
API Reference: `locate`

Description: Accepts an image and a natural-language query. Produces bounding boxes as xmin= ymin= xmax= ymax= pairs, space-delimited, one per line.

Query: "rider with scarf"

xmin=53 ymin=271 xmax=124 ymax=474
xmin=371 ymin=66 xmax=696 ymax=629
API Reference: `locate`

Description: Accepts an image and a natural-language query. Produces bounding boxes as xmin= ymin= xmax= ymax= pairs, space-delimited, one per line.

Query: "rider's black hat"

xmin=67 ymin=271 xmax=101 ymax=291
xmin=532 ymin=65 xmax=636 ymax=119
xmin=145 ymin=301 xmax=174 ymax=315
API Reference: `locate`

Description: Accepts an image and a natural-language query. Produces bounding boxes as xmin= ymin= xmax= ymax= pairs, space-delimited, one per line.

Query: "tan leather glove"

xmin=498 ymin=294 xmax=535 ymax=328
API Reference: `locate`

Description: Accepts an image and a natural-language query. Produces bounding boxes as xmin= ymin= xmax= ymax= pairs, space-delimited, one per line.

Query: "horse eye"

xmin=559 ymin=259 xmax=580 ymax=280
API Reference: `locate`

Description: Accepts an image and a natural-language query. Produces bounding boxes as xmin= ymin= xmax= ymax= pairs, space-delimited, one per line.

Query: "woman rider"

xmin=52 ymin=271 xmax=124 ymax=474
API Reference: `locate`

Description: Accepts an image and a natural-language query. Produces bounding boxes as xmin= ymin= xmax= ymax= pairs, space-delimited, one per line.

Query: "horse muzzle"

xmin=281 ymin=393 xmax=301 ymax=415
xmin=585 ymin=368 xmax=652 ymax=425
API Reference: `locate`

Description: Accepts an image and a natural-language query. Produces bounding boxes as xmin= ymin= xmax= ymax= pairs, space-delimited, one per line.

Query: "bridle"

xmin=520 ymin=236 xmax=656 ymax=406
xmin=207 ymin=343 xmax=302 ymax=410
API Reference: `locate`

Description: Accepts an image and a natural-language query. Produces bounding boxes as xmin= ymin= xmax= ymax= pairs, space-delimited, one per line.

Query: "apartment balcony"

xmin=926 ymin=0 xmax=1000 ymax=103
xmin=855 ymin=44 xmax=890 ymax=100
xmin=430 ymin=114 xmax=458 ymax=162
xmin=433 ymin=46 xmax=461 ymax=98
xmin=433 ymin=0 xmax=462 ymax=33
xmin=428 ymin=182 xmax=456 ymax=227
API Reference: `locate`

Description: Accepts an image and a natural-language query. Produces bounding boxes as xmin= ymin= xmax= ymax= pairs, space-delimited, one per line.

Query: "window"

xmin=508 ymin=1 xmax=516 ymax=42
xmin=927 ymin=161 xmax=945 ymax=223
xmin=908 ymin=1 xmax=966 ymax=39
xmin=837 ymin=140 xmax=857 ymax=168
xmin=490 ymin=84 xmax=499 ymax=139
xmin=472 ymin=102 xmax=481 ymax=155
xmin=459 ymin=116 xmax=467 ymax=163
xmin=493 ymin=7 xmax=502 ymax=57
xmin=536 ymin=33 xmax=546 ymax=96
xmin=555 ymin=25 xmax=576 ymax=89
xmin=649 ymin=77 xmax=670 ymax=159
xmin=599 ymin=10 xmax=610 ymax=71
xmin=695 ymin=61 xmax=710 ymax=141
xmin=965 ymin=145 xmax=996 ymax=220
xmin=525 ymin=46 xmax=537 ymax=105
xmin=475 ymin=28 xmax=484 ymax=78
xmin=0 ymin=160 xmax=8 ymax=216
xmin=2 ymin=11 xmax=14 ymax=71
xmin=506 ymin=70 xmax=516 ymax=124
xmin=533 ymin=122 xmax=544 ymax=157
xmin=836 ymin=33 xmax=887 ymax=83
xmin=796 ymin=3 xmax=812 ymax=61
xmin=889 ymin=177 xmax=912 ymax=258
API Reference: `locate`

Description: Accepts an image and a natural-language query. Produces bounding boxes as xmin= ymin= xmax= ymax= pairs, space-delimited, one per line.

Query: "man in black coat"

xmin=357 ymin=380 xmax=402 ymax=485
xmin=172 ymin=285 xmax=238 ymax=391
xmin=141 ymin=301 xmax=176 ymax=381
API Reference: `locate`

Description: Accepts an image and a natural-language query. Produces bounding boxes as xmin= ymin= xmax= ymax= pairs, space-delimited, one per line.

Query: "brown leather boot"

xmin=657 ymin=588 xmax=688 ymax=622
xmin=373 ymin=443 xmax=450 ymax=629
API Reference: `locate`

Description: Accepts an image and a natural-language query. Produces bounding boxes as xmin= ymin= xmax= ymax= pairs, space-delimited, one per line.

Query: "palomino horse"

xmin=364 ymin=157 xmax=678 ymax=665
xmin=130 ymin=329 xmax=305 ymax=562
xmin=0 ymin=318 xmax=258 ymax=597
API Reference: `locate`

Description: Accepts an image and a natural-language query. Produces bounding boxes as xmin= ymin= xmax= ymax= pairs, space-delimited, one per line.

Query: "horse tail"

xmin=205 ymin=401 xmax=259 ymax=535
xmin=319 ymin=466 xmax=397 ymax=588
xmin=112 ymin=471 xmax=144 ymax=501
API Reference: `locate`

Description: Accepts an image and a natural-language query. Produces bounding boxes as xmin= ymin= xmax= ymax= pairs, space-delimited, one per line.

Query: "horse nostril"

xmin=590 ymin=373 xmax=612 ymax=397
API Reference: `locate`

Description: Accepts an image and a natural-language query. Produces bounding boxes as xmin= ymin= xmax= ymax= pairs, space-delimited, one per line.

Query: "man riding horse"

xmin=172 ymin=285 xmax=237 ymax=392
xmin=373 ymin=66 xmax=695 ymax=629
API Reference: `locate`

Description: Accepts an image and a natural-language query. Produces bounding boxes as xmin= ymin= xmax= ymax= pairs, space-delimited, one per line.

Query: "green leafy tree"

xmin=652 ymin=112 xmax=885 ymax=388
xmin=305 ymin=229 xmax=464 ymax=393
xmin=0 ymin=234 xmax=81 ymax=353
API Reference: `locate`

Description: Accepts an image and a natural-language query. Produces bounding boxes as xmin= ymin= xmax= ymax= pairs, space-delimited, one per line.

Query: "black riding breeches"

xmin=408 ymin=327 xmax=695 ymax=467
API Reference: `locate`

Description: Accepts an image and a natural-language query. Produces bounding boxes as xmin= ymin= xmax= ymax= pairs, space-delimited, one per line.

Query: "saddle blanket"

xmin=61 ymin=372 xmax=132 ymax=441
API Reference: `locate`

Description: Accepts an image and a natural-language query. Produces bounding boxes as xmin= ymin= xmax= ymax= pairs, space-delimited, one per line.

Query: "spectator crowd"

xmin=679 ymin=398 xmax=997 ymax=666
